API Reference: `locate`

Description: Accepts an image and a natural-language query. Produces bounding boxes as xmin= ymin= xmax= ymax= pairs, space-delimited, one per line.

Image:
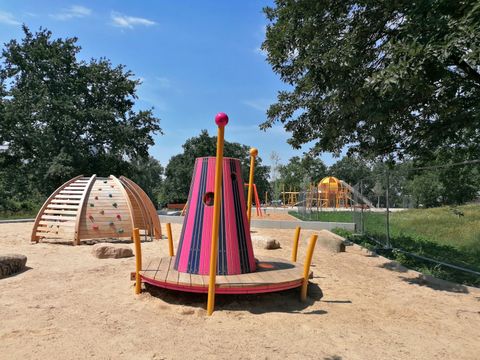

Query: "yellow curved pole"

xmin=301 ymin=234 xmax=318 ymax=301
xmin=246 ymin=148 xmax=258 ymax=226
xmin=133 ymin=228 xmax=142 ymax=294
xmin=291 ymin=226 xmax=301 ymax=262
xmin=166 ymin=223 xmax=174 ymax=257
xmin=207 ymin=112 xmax=228 ymax=316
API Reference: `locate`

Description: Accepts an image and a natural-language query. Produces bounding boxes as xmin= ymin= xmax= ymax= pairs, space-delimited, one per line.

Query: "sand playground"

xmin=1 ymin=221 xmax=479 ymax=360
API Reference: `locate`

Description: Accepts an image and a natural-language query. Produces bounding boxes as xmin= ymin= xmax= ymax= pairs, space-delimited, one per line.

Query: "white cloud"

xmin=51 ymin=5 xmax=92 ymax=20
xmin=0 ymin=11 xmax=21 ymax=26
xmin=111 ymin=12 xmax=156 ymax=29
xmin=243 ymin=99 xmax=273 ymax=112
xmin=156 ymin=77 xmax=171 ymax=88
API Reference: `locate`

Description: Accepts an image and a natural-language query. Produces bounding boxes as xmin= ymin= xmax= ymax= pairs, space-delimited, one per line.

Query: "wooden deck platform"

xmin=140 ymin=256 xmax=308 ymax=294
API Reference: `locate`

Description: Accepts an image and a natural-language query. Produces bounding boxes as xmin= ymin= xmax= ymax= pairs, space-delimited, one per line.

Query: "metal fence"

xmin=292 ymin=160 xmax=480 ymax=286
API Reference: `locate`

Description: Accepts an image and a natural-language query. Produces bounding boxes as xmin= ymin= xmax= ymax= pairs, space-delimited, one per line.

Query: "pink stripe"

xmin=236 ymin=160 xmax=256 ymax=272
xmin=177 ymin=159 xmax=203 ymax=272
xmin=198 ymin=158 xmax=215 ymax=274
xmin=225 ymin=160 xmax=240 ymax=274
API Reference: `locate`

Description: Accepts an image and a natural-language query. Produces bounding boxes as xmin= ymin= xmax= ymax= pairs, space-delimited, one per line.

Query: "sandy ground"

xmin=1 ymin=222 xmax=479 ymax=360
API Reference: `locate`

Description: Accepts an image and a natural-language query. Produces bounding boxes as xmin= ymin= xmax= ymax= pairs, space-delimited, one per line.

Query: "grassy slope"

xmin=0 ymin=210 xmax=38 ymax=220
xmin=291 ymin=205 xmax=480 ymax=249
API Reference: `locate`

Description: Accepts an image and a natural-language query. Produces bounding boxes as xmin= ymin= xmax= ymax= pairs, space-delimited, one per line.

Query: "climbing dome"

xmin=318 ymin=176 xmax=351 ymax=208
xmin=31 ymin=175 xmax=161 ymax=244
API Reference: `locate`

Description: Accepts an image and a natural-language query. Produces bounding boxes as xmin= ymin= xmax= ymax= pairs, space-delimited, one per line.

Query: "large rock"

xmin=0 ymin=254 xmax=27 ymax=278
xmin=317 ymin=230 xmax=346 ymax=253
xmin=91 ymin=243 xmax=134 ymax=259
xmin=251 ymin=235 xmax=281 ymax=250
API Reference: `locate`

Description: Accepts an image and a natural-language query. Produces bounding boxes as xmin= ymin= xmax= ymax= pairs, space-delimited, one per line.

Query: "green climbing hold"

xmin=118 ymin=228 xmax=124 ymax=234
xmin=109 ymin=222 xmax=114 ymax=226
xmin=90 ymin=203 xmax=94 ymax=207
xmin=112 ymin=202 xmax=118 ymax=208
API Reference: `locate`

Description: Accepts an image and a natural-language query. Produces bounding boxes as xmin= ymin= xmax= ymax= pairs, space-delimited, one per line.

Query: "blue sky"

xmin=0 ymin=1 xmax=341 ymax=168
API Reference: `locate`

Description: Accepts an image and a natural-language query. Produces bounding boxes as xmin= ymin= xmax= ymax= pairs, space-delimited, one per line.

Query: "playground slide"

xmin=340 ymin=180 xmax=376 ymax=208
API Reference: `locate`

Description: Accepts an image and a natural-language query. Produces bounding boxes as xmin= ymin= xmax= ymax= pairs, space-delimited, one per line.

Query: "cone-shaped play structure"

xmin=174 ymin=157 xmax=256 ymax=275
xmin=134 ymin=112 xmax=319 ymax=315
xmin=31 ymin=175 xmax=161 ymax=244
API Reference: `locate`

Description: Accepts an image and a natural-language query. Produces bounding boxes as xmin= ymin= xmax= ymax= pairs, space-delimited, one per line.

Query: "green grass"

xmin=0 ymin=210 xmax=38 ymax=220
xmin=290 ymin=205 xmax=480 ymax=286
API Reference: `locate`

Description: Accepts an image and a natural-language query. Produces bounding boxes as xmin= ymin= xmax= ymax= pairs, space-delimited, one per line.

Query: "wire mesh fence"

xmin=291 ymin=161 xmax=480 ymax=286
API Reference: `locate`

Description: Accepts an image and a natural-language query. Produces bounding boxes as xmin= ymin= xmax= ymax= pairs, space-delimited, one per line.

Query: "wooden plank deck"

xmin=140 ymin=256 xmax=308 ymax=294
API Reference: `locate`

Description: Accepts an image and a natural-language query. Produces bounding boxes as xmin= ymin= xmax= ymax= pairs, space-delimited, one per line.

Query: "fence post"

xmin=385 ymin=168 xmax=391 ymax=249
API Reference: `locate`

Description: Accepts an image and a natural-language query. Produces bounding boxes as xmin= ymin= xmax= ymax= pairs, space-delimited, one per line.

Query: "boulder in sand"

xmin=91 ymin=243 xmax=133 ymax=259
xmin=0 ymin=254 xmax=27 ymax=278
xmin=251 ymin=235 xmax=281 ymax=250
xmin=317 ymin=230 xmax=346 ymax=253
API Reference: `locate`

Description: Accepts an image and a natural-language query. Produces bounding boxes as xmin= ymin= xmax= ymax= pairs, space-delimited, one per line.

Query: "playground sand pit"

xmin=251 ymin=211 xmax=299 ymax=221
xmin=1 ymin=222 xmax=479 ymax=360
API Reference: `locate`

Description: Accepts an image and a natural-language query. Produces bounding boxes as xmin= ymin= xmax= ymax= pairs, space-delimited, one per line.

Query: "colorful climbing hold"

xmin=93 ymin=224 xmax=99 ymax=230
xmin=98 ymin=188 xmax=102 ymax=191
xmin=99 ymin=210 xmax=104 ymax=215
xmin=108 ymin=193 xmax=112 ymax=198
xmin=112 ymin=202 xmax=118 ymax=208
xmin=88 ymin=214 xmax=94 ymax=220
xmin=90 ymin=203 xmax=94 ymax=207
xmin=109 ymin=221 xmax=114 ymax=226
xmin=116 ymin=214 xmax=121 ymax=220
xmin=95 ymin=196 xmax=98 ymax=200
xmin=103 ymin=180 xmax=107 ymax=184
xmin=117 ymin=228 xmax=124 ymax=234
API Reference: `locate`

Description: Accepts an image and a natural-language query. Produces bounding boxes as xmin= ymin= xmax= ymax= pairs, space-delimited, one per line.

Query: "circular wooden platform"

xmin=140 ymin=256 xmax=308 ymax=294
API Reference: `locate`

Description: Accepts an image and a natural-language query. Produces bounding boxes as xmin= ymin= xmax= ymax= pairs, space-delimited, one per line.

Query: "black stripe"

xmin=187 ymin=158 xmax=208 ymax=274
xmin=174 ymin=159 xmax=198 ymax=270
xmin=230 ymin=159 xmax=250 ymax=273
xmin=217 ymin=180 xmax=227 ymax=275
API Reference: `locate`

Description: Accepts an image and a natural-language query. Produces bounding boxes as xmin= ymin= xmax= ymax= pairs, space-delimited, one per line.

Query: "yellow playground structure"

xmin=280 ymin=176 xmax=374 ymax=209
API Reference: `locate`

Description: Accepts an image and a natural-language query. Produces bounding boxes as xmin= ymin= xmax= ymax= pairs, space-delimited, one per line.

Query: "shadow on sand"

xmin=144 ymin=282 xmax=326 ymax=315
xmin=400 ymin=275 xmax=469 ymax=294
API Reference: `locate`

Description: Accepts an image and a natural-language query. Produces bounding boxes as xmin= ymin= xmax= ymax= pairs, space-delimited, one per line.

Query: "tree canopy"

xmin=277 ymin=155 xmax=327 ymax=191
xmin=0 ymin=26 xmax=162 ymax=211
xmin=261 ymin=1 xmax=480 ymax=160
xmin=161 ymin=130 xmax=271 ymax=206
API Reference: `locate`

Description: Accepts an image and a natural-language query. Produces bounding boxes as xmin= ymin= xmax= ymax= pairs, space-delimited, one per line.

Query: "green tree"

xmin=278 ymin=155 xmax=327 ymax=191
xmin=0 ymin=26 xmax=161 ymax=208
xmin=329 ymin=156 xmax=372 ymax=187
xmin=261 ymin=1 xmax=480 ymax=160
xmin=407 ymin=171 xmax=443 ymax=208
xmin=161 ymin=130 xmax=270 ymax=206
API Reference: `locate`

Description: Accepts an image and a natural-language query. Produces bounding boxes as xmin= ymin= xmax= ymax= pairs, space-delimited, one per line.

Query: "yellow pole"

xmin=133 ymin=228 xmax=142 ymax=295
xmin=207 ymin=112 xmax=228 ymax=316
xmin=166 ymin=223 xmax=174 ymax=257
xmin=246 ymin=148 xmax=258 ymax=225
xmin=301 ymin=234 xmax=318 ymax=301
xmin=291 ymin=226 xmax=301 ymax=262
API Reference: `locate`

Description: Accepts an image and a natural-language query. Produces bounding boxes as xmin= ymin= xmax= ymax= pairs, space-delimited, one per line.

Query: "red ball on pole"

xmin=215 ymin=112 xmax=229 ymax=127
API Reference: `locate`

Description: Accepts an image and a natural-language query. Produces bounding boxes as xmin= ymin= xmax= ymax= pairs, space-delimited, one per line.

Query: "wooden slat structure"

xmin=31 ymin=175 xmax=161 ymax=245
xmin=140 ymin=256 xmax=309 ymax=294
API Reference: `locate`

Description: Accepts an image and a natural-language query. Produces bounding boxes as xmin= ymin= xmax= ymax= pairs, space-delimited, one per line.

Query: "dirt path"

xmin=1 ymin=222 xmax=479 ymax=360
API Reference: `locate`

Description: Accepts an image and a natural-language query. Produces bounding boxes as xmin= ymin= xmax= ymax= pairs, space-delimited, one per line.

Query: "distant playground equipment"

xmin=280 ymin=176 xmax=375 ymax=209
xmin=31 ymin=175 xmax=161 ymax=245
xmin=133 ymin=113 xmax=319 ymax=315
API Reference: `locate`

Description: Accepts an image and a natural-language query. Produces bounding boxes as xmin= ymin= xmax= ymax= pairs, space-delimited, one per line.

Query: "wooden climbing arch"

xmin=31 ymin=175 xmax=161 ymax=245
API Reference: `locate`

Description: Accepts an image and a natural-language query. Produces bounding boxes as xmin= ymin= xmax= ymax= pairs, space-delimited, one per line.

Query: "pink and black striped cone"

xmin=174 ymin=157 xmax=256 ymax=275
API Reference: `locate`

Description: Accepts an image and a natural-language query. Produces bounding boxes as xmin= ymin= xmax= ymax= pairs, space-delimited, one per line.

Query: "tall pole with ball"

xmin=207 ymin=112 xmax=228 ymax=316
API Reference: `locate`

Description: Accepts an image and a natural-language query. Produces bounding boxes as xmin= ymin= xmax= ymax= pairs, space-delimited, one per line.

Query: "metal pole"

xmin=385 ymin=168 xmax=391 ymax=249
xmin=207 ymin=112 xmax=228 ymax=316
